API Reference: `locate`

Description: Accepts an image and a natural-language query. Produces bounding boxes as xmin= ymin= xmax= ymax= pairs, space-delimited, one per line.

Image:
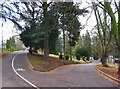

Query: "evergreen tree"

xmin=6 ymin=37 xmax=15 ymax=51
xmin=1 ymin=1 xmax=88 ymax=60
xmin=52 ymin=2 xmax=88 ymax=59
xmin=82 ymin=30 xmax=92 ymax=57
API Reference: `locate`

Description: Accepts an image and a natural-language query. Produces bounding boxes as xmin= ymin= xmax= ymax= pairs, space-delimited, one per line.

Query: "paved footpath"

xmin=2 ymin=51 xmax=119 ymax=88
xmin=2 ymin=51 xmax=30 ymax=87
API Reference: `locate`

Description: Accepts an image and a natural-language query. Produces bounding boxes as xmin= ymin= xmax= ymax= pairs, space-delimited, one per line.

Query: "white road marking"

xmin=12 ymin=53 xmax=39 ymax=89
xmin=16 ymin=68 xmax=25 ymax=72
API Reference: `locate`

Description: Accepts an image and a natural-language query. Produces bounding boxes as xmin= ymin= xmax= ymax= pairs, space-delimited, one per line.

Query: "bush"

xmin=33 ymin=49 xmax=38 ymax=53
xmin=93 ymin=56 xmax=99 ymax=60
xmin=53 ymin=51 xmax=59 ymax=55
xmin=65 ymin=54 xmax=69 ymax=60
xmin=59 ymin=54 xmax=63 ymax=59
xmin=76 ymin=53 xmax=81 ymax=60
xmin=86 ymin=57 xmax=90 ymax=61
xmin=83 ymin=57 xmax=87 ymax=62
xmin=29 ymin=48 xmax=32 ymax=54
xmin=75 ymin=47 xmax=91 ymax=61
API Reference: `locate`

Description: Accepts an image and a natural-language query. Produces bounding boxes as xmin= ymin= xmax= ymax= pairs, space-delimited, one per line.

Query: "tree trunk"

xmin=92 ymin=2 xmax=110 ymax=67
xmin=117 ymin=49 xmax=120 ymax=77
xmin=70 ymin=45 xmax=72 ymax=60
xmin=63 ymin=29 xmax=66 ymax=59
xmin=43 ymin=2 xmax=49 ymax=60
xmin=44 ymin=33 xmax=49 ymax=59
xmin=117 ymin=45 xmax=120 ymax=52
xmin=118 ymin=57 xmax=120 ymax=83
xmin=29 ymin=47 xmax=32 ymax=54
xmin=101 ymin=55 xmax=108 ymax=67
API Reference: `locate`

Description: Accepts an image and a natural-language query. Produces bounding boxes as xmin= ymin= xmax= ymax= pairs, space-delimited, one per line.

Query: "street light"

xmin=2 ymin=28 xmax=3 ymax=52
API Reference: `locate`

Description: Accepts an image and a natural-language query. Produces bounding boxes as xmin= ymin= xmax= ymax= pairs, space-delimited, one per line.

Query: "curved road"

xmin=2 ymin=51 xmax=119 ymax=88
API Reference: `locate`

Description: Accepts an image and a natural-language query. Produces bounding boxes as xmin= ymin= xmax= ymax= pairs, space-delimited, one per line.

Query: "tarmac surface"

xmin=2 ymin=51 xmax=119 ymax=88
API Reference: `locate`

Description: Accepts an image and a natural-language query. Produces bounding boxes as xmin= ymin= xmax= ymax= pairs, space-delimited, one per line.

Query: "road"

xmin=2 ymin=51 xmax=30 ymax=87
xmin=2 ymin=51 xmax=119 ymax=88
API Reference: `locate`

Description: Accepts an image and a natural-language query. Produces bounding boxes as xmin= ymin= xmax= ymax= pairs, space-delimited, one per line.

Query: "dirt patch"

xmin=0 ymin=52 xmax=10 ymax=57
xmin=27 ymin=53 xmax=80 ymax=72
xmin=96 ymin=64 xmax=119 ymax=79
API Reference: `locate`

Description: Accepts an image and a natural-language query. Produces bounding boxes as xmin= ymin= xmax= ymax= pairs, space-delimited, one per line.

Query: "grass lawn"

xmin=96 ymin=64 xmax=118 ymax=79
xmin=38 ymin=50 xmax=91 ymax=64
xmin=37 ymin=50 xmax=92 ymax=63
xmin=27 ymin=53 xmax=80 ymax=72
xmin=49 ymin=54 xmax=59 ymax=59
xmin=49 ymin=54 xmax=88 ymax=63
xmin=107 ymin=63 xmax=118 ymax=69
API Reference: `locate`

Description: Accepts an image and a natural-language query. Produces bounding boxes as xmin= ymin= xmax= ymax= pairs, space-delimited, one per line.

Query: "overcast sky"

xmin=0 ymin=0 xmax=97 ymax=43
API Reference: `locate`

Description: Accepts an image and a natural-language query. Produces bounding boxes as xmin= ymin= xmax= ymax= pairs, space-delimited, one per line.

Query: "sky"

xmin=0 ymin=0 xmax=97 ymax=44
xmin=0 ymin=20 xmax=19 ymax=43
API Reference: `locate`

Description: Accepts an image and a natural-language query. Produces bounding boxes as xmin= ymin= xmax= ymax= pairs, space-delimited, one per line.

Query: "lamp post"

xmin=2 ymin=28 xmax=3 ymax=52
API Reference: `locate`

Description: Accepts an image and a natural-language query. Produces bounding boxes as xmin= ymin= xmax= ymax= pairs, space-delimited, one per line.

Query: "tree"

xmin=49 ymin=29 xmax=60 ymax=54
xmin=94 ymin=0 xmax=120 ymax=75
xmin=6 ymin=40 xmax=10 ymax=50
xmin=100 ymin=1 xmax=120 ymax=52
xmin=56 ymin=36 xmax=63 ymax=54
xmin=73 ymin=34 xmax=83 ymax=54
xmin=82 ymin=30 xmax=92 ymax=57
xmin=1 ymin=1 xmax=58 ymax=59
xmin=75 ymin=47 xmax=90 ymax=61
xmin=14 ymin=36 xmax=23 ymax=50
xmin=91 ymin=35 xmax=101 ymax=60
xmin=52 ymin=2 xmax=88 ymax=59
xmin=92 ymin=1 xmax=120 ymax=66
xmin=92 ymin=1 xmax=112 ymax=66
xmin=6 ymin=37 xmax=15 ymax=51
xmin=1 ymin=1 xmax=88 ymax=60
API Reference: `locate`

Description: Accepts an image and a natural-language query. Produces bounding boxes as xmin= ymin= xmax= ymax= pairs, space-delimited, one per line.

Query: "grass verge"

xmin=27 ymin=53 xmax=80 ymax=72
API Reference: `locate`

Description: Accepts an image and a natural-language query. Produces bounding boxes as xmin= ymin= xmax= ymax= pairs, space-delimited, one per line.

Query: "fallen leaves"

xmin=27 ymin=53 xmax=79 ymax=72
xmin=96 ymin=64 xmax=119 ymax=79
xmin=0 ymin=52 xmax=10 ymax=58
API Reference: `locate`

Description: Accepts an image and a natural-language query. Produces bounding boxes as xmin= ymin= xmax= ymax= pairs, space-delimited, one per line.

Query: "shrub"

xmin=59 ymin=54 xmax=63 ymax=59
xmin=75 ymin=47 xmax=91 ymax=61
xmin=53 ymin=51 xmax=59 ymax=55
xmin=29 ymin=48 xmax=32 ymax=54
xmin=86 ymin=57 xmax=90 ymax=61
xmin=33 ymin=49 xmax=38 ymax=53
xmin=83 ymin=57 xmax=87 ymax=62
xmin=65 ymin=54 xmax=69 ymax=60
xmin=76 ymin=53 xmax=81 ymax=60
xmin=93 ymin=56 xmax=99 ymax=60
